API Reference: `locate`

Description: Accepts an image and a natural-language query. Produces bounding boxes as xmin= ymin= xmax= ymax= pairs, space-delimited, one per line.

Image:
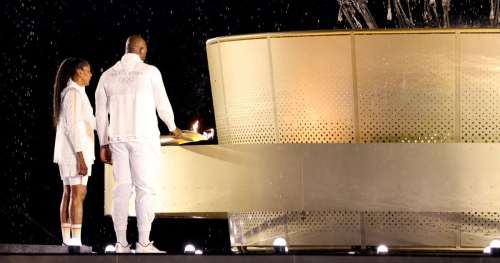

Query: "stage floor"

xmin=1 ymin=255 xmax=500 ymax=263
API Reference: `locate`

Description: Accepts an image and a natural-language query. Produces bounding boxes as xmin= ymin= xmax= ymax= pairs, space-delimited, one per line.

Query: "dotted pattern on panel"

xmin=272 ymin=37 xmax=355 ymax=144
xmin=461 ymin=212 xmax=500 ymax=234
xmin=274 ymin=84 xmax=356 ymax=144
xmin=225 ymin=88 xmax=277 ymax=144
xmin=229 ymin=211 xmax=360 ymax=246
xmin=365 ymin=212 xmax=459 ymax=233
xmin=233 ymin=211 xmax=288 ymax=240
xmin=277 ymin=121 xmax=354 ymax=144
xmin=219 ymin=40 xmax=278 ymax=145
xmin=214 ymin=117 xmax=230 ymax=144
xmin=356 ymin=35 xmax=456 ymax=143
xmin=287 ymin=210 xmax=360 ymax=233
xmin=227 ymin=122 xmax=277 ymax=144
xmin=207 ymin=44 xmax=229 ymax=144
xmin=460 ymin=36 xmax=500 ymax=142
xmin=229 ymin=210 xmax=500 ymax=248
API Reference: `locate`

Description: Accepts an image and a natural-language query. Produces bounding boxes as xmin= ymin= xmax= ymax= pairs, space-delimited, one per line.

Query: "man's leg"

xmin=110 ymin=142 xmax=133 ymax=246
xmin=129 ymin=140 xmax=160 ymax=245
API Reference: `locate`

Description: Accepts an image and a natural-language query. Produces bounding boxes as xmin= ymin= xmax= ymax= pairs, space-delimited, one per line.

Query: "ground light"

xmin=184 ymin=244 xmax=196 ymax=255
xmin=104 ymin=244 xmax=115 ymax=253
xmin=272 ymin=237 xmax=288 ymax=254
xmin=489 ymin=239 xmax=500 ymax=256
xmin=376 ymin=244 xmax=389 ymax=255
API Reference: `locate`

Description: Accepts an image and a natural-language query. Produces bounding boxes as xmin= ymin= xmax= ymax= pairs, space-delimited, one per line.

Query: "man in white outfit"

xmin=95 ymin=35 xmax=181 ymax=253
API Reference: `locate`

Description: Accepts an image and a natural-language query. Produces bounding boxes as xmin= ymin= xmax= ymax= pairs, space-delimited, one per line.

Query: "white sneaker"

xmin=66 ymin=238 xmax=82 ymax=246
xmin=135 ymin=242 xmax=166 ymax=253
xmin=115 ymin=242 xmax=132 ymax=253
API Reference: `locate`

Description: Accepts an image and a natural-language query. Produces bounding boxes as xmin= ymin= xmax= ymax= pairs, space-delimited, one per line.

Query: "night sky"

xmin=0 ymin=0 xmax=495 ymax=254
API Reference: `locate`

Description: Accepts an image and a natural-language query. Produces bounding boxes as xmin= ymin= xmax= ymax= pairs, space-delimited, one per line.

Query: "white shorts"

xmin=58 ymin=164 xmax=91 ymax=186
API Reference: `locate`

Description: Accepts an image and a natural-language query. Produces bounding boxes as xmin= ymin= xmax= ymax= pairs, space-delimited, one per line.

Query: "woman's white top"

xmin=95 ymin=53 xmax=177 ymax=146
xmin=53 ymin=79 xmax=96 ymax=167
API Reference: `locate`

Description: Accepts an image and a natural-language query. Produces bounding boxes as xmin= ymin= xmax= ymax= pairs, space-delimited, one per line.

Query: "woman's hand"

xmin=76 ymin=152 xmax=88 ymax=176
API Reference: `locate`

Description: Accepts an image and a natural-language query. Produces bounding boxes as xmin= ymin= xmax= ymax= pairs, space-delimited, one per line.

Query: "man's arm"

xmin=95 ymin=75 xmax=112 ymax=164
xmin=151 ymin=67 xmax=179 ymax=135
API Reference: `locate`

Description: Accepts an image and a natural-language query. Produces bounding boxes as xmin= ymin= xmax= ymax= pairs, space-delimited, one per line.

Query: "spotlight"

xmin=184 ymin=244 xmax=196 ymax=255
xmin=490 ymin=239 xmax=500 ymax=247
xmin=489 ymin=239 xmax=500 ymax=256
xmin=273 ymin=237 xmax=287 ymax=246
xmin=230 ymin=246 xmax=241 ymax=254
xmin=104 ymin=244 xmax=116 ymax=253
xmin=273 ymin=237 xmax=288 ymax=254
xmin=376 ymin=244 xmax=389 ymax=255
xmin=195 ymin=249 xmax=203 ymax=255
xmin=484 ymin=246 xmax=491 ymax=255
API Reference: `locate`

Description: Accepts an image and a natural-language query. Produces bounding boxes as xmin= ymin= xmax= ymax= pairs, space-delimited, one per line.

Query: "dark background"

xmin=0 ymin=0 xmax=495 ymax=254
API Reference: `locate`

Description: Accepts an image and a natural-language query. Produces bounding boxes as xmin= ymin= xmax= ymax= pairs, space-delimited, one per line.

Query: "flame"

xmin=203 ymin=128 xmax=215 ymax=140
xmin=191 ymin=120 xmax=199 ymax=133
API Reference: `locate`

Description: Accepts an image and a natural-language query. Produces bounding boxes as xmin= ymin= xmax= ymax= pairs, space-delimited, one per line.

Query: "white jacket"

xmin=53 ymin=79 xmax=96 ymax=166
xmin=95 ymin=53 xmax=177 ymax=145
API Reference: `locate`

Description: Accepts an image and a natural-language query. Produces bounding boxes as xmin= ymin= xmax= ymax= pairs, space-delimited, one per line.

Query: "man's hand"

xmin=171 ymin=128 xmax=182 ymax=138
xmin=100 ymin=145 xmax=112 ymax=165
xmin=76 ymin=152 xmax=88 ymax=176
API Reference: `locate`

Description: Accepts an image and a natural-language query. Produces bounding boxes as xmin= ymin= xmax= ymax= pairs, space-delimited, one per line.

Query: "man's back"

xmin=96 ymin=53 xmax=176 ymax=145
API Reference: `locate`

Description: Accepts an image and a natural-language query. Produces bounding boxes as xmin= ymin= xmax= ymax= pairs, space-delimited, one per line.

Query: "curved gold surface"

xmin=206 ymin=28 xmax=500 ymax=45
xmin=207 ymin=29 xmax=500 ymax=144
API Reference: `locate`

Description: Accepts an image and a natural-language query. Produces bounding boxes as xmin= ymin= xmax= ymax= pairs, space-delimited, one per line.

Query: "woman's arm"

xmin=62 ymin=89 xmax=88 ymax=175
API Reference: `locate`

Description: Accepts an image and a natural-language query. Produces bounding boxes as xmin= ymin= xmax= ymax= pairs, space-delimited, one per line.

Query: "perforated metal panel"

xmin=460 ymin=34 xmax=500 ymax=143
xmin=229 ymin=211 xmax=361 ymax=246
xmin=207 ymin=31 xmax=500 ymax=144
xmin=462 ymin=212 xmax=500 ymax=233
xmin=219 ymin=39 xmax=277 ymax=144
xmin=364 ymin=212 xmax=460 ymax=247
xmin=206 ymin=44 xmax=232 ymax=144
xmin=356 ymin=34 xmax=456 ymax=143
xmin=271 ymin=36 xmax=355 ymax=143
xmin=229 ymin=210 xmax=500 ymax=248
xmin=229 ymin=211 xmax=288 ymax=245
xmin=206 ymin=30 xmax=500 ymax=249
xmin=461 ymin=212 xmax=500 ymax=247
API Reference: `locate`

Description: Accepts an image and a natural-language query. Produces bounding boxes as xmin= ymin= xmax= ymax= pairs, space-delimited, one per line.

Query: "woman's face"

xmin=76 ymin=65 xmax=92 ymax=86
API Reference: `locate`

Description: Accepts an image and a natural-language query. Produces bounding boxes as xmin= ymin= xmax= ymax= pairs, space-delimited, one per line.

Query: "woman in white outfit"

xmin=53 ymin=57 xmax=94 ymax=246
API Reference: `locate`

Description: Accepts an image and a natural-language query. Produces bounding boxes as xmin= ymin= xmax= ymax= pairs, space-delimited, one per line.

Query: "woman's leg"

xmin=69 ymin=184 xmax=87 ymax=245
xmin=60 ymin=185 xmax=71 ymax=244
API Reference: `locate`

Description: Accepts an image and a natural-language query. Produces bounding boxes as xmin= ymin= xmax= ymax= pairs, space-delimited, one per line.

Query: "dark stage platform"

xmin=1 ymin=244 xmax=500 ymax=263
xmin=0 ymin=244 xmax=93 ymax=254
xmin=1 ymin=255 xmax=500 ymax=263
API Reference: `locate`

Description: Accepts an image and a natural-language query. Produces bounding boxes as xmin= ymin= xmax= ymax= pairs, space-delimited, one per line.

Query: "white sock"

xmin=115 ymin=229 xmax=128 ymax=246
xmin=70 ymin=224 xmax=82 ymax=245
xmin=61 ymin=223 xmax=71 ymax=244
xmin=138 ymin=230 xmax=150 ymax=245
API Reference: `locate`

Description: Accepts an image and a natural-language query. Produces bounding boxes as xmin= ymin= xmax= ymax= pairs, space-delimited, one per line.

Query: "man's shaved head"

xmin=125 ymin=35 xmax=148 ymax=61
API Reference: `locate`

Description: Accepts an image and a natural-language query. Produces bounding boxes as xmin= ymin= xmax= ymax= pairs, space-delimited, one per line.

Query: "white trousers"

xmin=110 ymin=139 xmax=160 ymax=232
